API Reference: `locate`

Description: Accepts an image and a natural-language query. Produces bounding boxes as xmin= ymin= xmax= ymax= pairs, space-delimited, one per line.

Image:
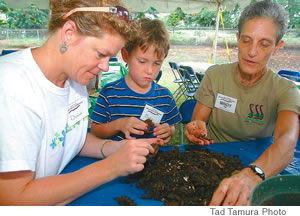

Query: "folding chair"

xmin=109 ymin=57 xmax=118 ymax=62
xmin=169 ymin=62 xmax=187 ymax=101
xmin=180 ymin=65 xmax=205 ymax=84
xmin=195 ymin=72 xmax=204 ymax=83
xmin=179 ymin=65 xmax=197 ymax=82
xmin=154 ymin=70 xmax=162 ymax=83
xmin=179 ymin=99 xmax=197 ymax=144
xmin=278 ymin=69 xmax=300 ymax=83
xmin=278 ymin=70 xmax=300 ymax=89
xmin=178 ymin=67 xmax=200 ymax=99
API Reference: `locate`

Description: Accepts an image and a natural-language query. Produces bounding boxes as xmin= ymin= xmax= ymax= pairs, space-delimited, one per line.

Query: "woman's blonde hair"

xmin=125 ymin=18 xmax=170 ymax=59
xmin=48 ymin=0 xmax=136 ymax=40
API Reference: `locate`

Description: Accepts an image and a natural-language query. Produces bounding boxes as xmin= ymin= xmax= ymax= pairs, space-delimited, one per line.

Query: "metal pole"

xmin=213 ymin=2 xmax=221 ymax=64
xmin=219 ymin=9 xmax=231 ymax=62
xmin=6 ymin=29 xmax=10 ymax=46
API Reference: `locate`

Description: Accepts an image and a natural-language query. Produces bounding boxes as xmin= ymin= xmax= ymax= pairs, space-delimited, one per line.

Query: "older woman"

xmin=0 ymin=0 xmax=159 ymax=205
xmin=185 ymin=0 xmax=299 ymax=205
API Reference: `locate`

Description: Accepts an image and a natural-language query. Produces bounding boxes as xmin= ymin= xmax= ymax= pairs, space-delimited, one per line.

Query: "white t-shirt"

xmin=0 ymin=48 xmax=89 ymax=178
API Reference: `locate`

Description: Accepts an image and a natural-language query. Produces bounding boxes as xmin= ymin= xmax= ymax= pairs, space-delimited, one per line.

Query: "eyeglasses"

xmin=63 ymin=6 xmax=130 ymax=22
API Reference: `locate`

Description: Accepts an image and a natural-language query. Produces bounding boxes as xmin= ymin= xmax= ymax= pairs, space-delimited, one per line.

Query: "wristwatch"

xmin=247 ymin=165 xmax=265 ymax=180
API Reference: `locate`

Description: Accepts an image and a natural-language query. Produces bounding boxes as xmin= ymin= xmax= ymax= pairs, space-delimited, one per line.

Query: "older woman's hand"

xmin=184 ymin=120 xmax=214 ymax=145
xmin=209 ymin=168 xmax=263 ymax=206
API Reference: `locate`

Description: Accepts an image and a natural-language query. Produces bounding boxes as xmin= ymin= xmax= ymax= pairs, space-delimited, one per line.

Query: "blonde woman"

xmin=0 ymin=0 xmax=159 ymax=205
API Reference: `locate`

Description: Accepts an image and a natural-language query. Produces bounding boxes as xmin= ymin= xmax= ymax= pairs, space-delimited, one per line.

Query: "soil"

xmin=147 ymin=143 xmax=159 ymax=159
xmin=126 ymin=146 xmax=244 ymax=206
xmin=144 ymin=119 xmax=154 ymax=133
xmin=114 ymin=196 xmax=137 ymax=206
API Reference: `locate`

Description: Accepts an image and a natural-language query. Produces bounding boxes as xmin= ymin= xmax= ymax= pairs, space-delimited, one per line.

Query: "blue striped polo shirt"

xmin=91 ymin=77 xmax=182 ymax=140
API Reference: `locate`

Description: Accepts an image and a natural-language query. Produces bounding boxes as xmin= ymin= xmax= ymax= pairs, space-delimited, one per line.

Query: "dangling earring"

xmin=60 ymin=42 xmax=68 ymax=53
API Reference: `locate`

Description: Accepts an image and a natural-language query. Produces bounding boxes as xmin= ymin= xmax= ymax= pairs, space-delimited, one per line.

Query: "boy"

xmin=91 ymin=18 xmax=182 ymax=144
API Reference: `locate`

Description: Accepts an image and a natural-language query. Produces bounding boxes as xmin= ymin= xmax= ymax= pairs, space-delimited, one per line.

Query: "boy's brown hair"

xmin=125 ymin=18 xmax=170 ymax=59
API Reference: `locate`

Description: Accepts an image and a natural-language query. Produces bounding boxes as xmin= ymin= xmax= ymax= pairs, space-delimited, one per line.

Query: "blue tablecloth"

xmin=61 ymin=137 xmax=300 ymax=206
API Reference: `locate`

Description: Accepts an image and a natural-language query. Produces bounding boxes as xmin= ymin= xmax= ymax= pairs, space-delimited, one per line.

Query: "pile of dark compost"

xmin=127 ymin=146 xmax=244 ymax=206
xmin=114 ymin=196 xmax=137 ymax=206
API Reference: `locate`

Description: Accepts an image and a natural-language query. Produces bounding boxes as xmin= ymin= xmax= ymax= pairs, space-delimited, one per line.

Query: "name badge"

xmin=215 ymin=93 xmax=237 ymax=113
xmin=140 ymin=104 xmax=164 ymax=124
xmin=68 ymin=98 xmax=88 ymax=126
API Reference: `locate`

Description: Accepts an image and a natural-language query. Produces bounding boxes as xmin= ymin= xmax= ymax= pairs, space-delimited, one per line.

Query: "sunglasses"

xmin=63 ymin=6 xmax=130 ymax=22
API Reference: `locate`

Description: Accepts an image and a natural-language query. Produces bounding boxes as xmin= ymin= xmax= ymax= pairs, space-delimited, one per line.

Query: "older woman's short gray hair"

xmin=238 ymin=0 xmax=289 ymax=44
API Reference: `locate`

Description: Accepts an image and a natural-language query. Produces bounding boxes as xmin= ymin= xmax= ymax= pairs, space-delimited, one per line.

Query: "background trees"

xmin=165 ymin=1 xmax=299 ymax=30
xmin=0 ymin=0 xmax=299 ymax=30
xmin=274 ymin=0 xmax=300 ymax=29
xmin=0 ymin=1 xmax=48 ymax=29
xmin=131 ymin=6 xmax=159 ymax=20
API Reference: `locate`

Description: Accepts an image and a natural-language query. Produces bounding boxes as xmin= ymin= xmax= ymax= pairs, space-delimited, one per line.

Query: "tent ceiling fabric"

xmin=6 ymin=0 xmax=251 ymax=13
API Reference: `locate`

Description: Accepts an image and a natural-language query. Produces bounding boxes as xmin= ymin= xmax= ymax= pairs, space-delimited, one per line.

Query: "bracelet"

xmin=100 ymin=140 xmax=111 ymax=158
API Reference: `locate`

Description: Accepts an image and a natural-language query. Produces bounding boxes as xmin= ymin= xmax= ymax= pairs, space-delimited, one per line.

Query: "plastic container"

xmin=278 ymin=70 xmax=300 ymax=89
xmin=250 ymin=175 xmax=300 ymax=206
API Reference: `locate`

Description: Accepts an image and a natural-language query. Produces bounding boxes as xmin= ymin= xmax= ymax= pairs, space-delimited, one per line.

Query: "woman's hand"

xmin=105 ymin=138 xmax=159 ymax=176
xmin=209 ymin=168 xmax=262 ymax=206
xmin=185 ymin=120 xmax=213 ymax=145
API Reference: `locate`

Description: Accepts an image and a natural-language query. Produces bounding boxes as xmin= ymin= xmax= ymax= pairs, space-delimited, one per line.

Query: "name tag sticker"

xmin=68 ymin=99 xmax=88 ymax=126
xmin=215 ymin=93 xmax=237 ymax=113
xmin=140 ymin=104 xmax=164 ymax=124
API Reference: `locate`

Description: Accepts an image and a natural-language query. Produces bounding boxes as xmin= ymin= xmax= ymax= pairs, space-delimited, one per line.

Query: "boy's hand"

xmin=153 ymin=123 xmax=174 ymax=144
xmin=118 ymin=117 xmax=148 ymax=139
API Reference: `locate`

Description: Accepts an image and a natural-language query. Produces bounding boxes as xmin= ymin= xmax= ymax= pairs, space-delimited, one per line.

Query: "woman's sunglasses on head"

xmin=63 ymin=6 xmax=130 ymax=22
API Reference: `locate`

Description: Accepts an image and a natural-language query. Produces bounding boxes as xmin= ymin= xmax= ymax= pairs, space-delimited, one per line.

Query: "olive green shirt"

xmin=194 ymin=62 xmax=300 ymax=143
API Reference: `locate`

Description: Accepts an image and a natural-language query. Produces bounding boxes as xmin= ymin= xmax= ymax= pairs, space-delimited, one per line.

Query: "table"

xmin=278 ymin=70 xmax=300 ymax=89
xmin=61 ymin=137 xmax=300 ymax=206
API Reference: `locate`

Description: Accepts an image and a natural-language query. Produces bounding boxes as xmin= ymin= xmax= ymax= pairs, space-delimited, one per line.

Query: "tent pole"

xmin=213 ymin=2 xmax=221 ymax=64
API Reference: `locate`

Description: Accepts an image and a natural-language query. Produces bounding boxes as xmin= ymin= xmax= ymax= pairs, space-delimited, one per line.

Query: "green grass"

xmin=168 ymin=29 xmax=300 ymax=48
xmin=0 ymin=38 xmax=45 ymax=49
xmin=167 ymin=124 xmax=190 ymax=146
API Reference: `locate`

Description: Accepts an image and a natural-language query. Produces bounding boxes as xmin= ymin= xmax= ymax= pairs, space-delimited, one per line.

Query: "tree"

xmin=5 ymin=2 xmax=48 ymax=29
xmin=166 ymin=12 xmax=180 ymax=34
xmin=131 ymin=7 xmax=159 ymax=20
xmin=220 ymin=4 xmax=241 ymax=28
xmin=251 ymin=0 xmax=299 ymax=29
xmin=166 ymin=8 xmax=184 ymax=34
xmin=0 ymin=0 xmax=9 ymax=28
xmin=274 ymin=0 xmax=300 ymax=29
xmin=183 ymin=8 xmax=216 ymax=27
